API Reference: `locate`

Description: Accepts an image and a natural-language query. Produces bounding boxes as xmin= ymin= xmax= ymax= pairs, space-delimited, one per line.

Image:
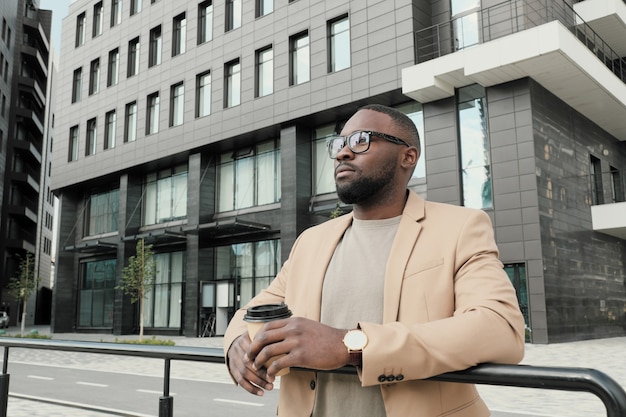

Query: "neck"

xmin=352 ymin=189 xmax=408 ymax=220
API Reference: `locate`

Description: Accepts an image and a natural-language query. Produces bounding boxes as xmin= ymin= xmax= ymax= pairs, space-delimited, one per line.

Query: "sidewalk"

xmin=4 ymin=326 xmax=626 ymax=416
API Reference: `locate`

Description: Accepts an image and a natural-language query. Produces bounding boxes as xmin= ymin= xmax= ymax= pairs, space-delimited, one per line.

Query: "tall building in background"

xmin=52 ymin=0 xmax=626 ymax=343
xmin=0 ymin=0 xmax=54 ymax=326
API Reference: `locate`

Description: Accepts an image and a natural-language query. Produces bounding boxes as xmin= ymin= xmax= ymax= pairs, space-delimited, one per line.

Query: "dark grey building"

xmin=52 ymin=0 xmax=626 ymax=343
xmin=0 ymin=0 xmax=55 ymax=326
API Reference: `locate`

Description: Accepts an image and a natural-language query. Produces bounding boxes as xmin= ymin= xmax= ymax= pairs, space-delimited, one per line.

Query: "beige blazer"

xmin=224 ymin=191 xmax=525 ymax=416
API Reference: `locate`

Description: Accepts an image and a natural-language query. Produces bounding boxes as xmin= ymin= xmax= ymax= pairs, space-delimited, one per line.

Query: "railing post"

xmin=159 ymin=358 xmax=173 ymax=417
xmin=0 ymin=347 xmax=10 ymax=417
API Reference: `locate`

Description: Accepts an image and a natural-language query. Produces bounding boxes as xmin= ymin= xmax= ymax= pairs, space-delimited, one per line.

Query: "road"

xmin=6 ymin=361 xmax=279 ymax=417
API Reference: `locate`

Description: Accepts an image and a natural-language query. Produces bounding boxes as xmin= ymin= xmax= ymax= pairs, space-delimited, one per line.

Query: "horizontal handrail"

xmin=1 ymin=338 xmax=625 ymax=417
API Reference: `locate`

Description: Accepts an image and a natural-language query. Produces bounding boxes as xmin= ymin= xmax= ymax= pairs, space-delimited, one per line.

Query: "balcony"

xmin=592 ymin=201 xmax=626 ymax=239
xmin=402 ymin=0 xmax=626 ymax=140
xmin=589 ymin=167 xmax=626 ymax=239
xmin=574 ymin=0 xmax=626 ymax=56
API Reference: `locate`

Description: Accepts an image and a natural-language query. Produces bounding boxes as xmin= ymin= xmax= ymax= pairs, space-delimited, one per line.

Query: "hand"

xmin=226 ymin=333 xmax=275 ymax=396
xmin=248 ymin=317 xmax=349 ymax=381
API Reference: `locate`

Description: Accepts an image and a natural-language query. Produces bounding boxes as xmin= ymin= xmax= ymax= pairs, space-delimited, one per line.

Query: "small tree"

xmin=117 ymin=239 xmax=156 ymax=341
xmin=8 ymin=252 xmax=39 ymax=336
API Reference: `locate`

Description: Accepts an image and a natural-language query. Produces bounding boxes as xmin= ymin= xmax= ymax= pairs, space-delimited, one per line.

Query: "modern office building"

xmin=0 ymin=0 xmax=55 ymax=326
xmin=51 ymin=0 xmax=625 ymax=343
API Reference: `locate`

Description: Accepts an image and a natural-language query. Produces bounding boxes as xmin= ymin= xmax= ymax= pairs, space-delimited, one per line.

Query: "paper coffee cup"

xmin=244 ymin=303 xmax=292 ymax=376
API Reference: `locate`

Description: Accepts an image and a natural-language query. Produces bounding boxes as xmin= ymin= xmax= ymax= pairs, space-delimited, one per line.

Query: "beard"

xmin=336 ymin=162 xmax=396 ymax=205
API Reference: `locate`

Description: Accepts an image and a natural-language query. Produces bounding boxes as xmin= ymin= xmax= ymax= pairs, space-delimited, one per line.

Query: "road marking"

xmin=27 ymin=375 xmax=54 ymax=380
xmin=77 ymin=381 xmax=108 ymax=387
xmin=136 ymin=389 xmax=176 ymax=395
xmin=214 ymin=398 xmax=264 ymax=407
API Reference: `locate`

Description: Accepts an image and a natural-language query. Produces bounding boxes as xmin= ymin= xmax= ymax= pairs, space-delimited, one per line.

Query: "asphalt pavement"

xmin=3 ymin=326 xmax=626 ymax=417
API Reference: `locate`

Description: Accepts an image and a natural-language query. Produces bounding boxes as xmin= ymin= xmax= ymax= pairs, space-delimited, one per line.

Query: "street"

xmin=6 ymin=360 xmax=279 ymax=417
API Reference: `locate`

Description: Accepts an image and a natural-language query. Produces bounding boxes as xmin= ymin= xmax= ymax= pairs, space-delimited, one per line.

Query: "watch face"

xmin=344 ymin=330 xmax=368 ymax=350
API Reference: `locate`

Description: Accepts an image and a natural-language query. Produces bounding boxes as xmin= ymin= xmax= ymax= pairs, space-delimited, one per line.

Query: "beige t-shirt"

xmin=312 ymin=215 xmax=402 ymax=417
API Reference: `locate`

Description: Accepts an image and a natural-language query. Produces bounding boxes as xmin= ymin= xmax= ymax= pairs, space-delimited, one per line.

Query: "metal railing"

xmin=0 ymin=338 xmax=625 ymax=417
xmin=415 ymin=0 xmax=626 ymax=82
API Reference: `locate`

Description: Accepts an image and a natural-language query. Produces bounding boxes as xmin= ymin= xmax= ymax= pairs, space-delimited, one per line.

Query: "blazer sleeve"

xmin=358 ymin=208 xmax=525 ymax=386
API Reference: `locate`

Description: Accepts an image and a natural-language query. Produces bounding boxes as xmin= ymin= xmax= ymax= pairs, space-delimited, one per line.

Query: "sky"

xmin=40 ymin=0 xmax=73 ymax=53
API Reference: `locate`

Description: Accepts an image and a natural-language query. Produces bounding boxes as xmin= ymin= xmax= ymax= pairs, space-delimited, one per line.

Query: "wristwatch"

xmin=343 ymin=329 xmax=368 ymax=367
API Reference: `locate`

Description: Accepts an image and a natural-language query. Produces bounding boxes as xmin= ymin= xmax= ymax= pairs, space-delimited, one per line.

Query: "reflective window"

xmin=504 ymin=263 xmax=529 ymax=341
xmin=68 ymin=125 xmax=79 ymax=162
xmin=226 ymin=0 xmax=241 ymax=31
xmin=104 ymin=110 xmax=116 ymax=149
xmin=143 ymin=165 xmax=188 ymax=225
xmin=290 ymin=31 xmax=309 ymax=85
xmin=170 ymin=82 xmax=184 ymax=127
xmin=451 ymin=0 xmax=480 ymax=50
xmin=225 ymin=59 xmax=240 ymax=108
xmin=107 ymin=48 xmax=119 ymax=87
xmin=75 ymin=12 xmax=86 ymax=47
xmin=198 ymin=1 xmax=213 ymax=44
xmin=215 ymin=240 xmax=281 ymax=307
xmin=312 ymin=125 xmax=336 ymax=195
xmin=195 ymin=70 xmax=211 ymax=117
xmin=87 ymin=189 xmax=119 ymax=235
xmin=256 ymin=46 xmax=273 ymax=97
xmin=86 ymin=118 xmax=97 ymax=156
xmin=149 ymin=25 xmax=162 ymax=67
xmin=173 ymin=13 xmax=187 ymax=56
xmin=111 ymin=0 xmax=122 ymax=27
xmin=93 ymin=2 xmax=103 ymax=37
xmin=328 ymin=15 xmax=350 ymax=72
xmin=124 ymin=101 xmax=137 ymax=142
xmin=395 ymin=102 xmax=426 ymax=179
xmin=145 ymin=251 xmax=185 ymax=329
xmin=147 ymin=91 xmax=160 ymax=134
xmin=79 ymin=259 xmax=116 ymax=327
xmin=89 ymin=58 xmax=100 ymax=95
xmin=72 ymin=67 xmax=82 ymax=103
xmin=458 ymin=85 xmax=492 ymax=209
xmin=218 ymin=140 xmax=281 ymax=211
xmin=127 ymin=37 xmax=140 ymax=76
xmin=257 ymin=0 xmax=273 ymax=17
xmin=130 ymin=0 xmax=142 ymax=15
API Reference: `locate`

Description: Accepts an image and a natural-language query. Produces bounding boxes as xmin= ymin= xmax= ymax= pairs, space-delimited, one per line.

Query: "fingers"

xmin=227 ymin=333 xmax=275 ymax=396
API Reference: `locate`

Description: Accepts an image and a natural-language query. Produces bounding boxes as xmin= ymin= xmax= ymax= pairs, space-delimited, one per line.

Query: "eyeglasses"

xmin=327 ymin=130 xmax=411 ymax=159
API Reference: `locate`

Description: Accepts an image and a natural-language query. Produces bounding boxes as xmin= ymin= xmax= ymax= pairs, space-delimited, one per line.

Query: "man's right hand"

xmin=227 ymin=333 xmax=275 ymax=396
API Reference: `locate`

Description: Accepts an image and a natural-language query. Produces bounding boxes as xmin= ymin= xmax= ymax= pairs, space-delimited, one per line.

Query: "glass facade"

xmin=313 ymin=125 xmax=336 ymax=195
xmin=457 ymin=85 xmax=492 ymax=209
xmin=196 ymin=71 xmax=211 ymax=117
xmin=328 ymin=15 xmax=350 ymax=72
xmin=290 ymin=31 xmax=309 ymax=85
xmin=87 ymin=189 xmax=119 ymax=236
xmin=173 ymin=13 xmax=187 ymax=56
xmin=79 ymin=259 xmax=116 ymax=327
xmin=396 ymin=102 xmax=426 ymax=179
xmin=143 ymin=165 xmax=188 ymax=225
xmin=198 ymin=1 xmax=213 ymax=44
xmin=144 ymin=251 xmax=185 ymax=328
xmin=218 ymin=140 xmax=281 ymax=211
xmin=256 ymin=46 xmax=273 ymax=97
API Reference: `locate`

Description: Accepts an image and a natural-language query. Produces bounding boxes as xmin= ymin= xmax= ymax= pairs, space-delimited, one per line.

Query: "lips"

xmin=335 ymin=163 xmax=356 ymax=179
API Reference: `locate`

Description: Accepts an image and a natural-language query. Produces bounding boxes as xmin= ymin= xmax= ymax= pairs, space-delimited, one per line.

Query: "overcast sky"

xmin=40 ymin=0 xmax=73 ymax=53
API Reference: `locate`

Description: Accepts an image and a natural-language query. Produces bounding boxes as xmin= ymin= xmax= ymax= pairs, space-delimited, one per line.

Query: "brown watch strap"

xmin=348 ymin=350 xmax=362 ymax=367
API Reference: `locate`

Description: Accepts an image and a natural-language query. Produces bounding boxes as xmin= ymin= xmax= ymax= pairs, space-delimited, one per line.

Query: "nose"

xmin=334 ymin=140 xmax=354 ymax=160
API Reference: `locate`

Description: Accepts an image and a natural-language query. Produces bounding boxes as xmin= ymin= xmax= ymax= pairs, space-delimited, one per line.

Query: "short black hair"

xmin=359 ymin=104 xmax=420 ymax=153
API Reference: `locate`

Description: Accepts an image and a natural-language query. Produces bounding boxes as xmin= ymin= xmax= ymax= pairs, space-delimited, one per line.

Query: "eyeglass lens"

xmin=328 ymin=131 xmax=370 ymax=158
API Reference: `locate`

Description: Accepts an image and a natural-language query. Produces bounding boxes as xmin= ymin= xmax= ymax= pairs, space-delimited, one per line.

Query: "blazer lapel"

xmin=383 ymin=192 xmax=425 ymax=323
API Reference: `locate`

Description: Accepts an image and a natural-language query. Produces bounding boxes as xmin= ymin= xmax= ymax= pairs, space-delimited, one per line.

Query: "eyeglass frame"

xmin=327 ymin=130 xmax=411 ymax=159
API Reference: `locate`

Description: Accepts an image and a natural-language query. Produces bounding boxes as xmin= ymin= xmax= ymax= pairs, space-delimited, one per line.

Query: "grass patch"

xmin=113 ymin=336 xmax=175 ymax=346
xmin=0 ymin=330 xmax=52 ymax=339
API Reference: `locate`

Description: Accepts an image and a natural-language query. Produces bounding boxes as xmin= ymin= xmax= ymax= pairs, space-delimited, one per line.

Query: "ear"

xmin=400 ymin=146 xmax=419 ymax=170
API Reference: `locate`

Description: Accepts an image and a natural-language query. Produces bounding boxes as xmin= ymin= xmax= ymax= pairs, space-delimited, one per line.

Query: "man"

xmin=224 ymin=104 xmax=525 ymax=416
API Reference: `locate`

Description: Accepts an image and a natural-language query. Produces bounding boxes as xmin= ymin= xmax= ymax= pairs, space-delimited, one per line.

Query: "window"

xmin=68 ymin=125 xmax=79 ymax=161
xmin=72 ymin=68 xmax=82 ymax=103
xmin=127 ymin=37 xmax=140 ymax=76
xmin=225 ymin=59 xmax=240 ymax=108
xmin=396 ymin=102 xmax=426 ymax=179
xmin=170 ymin=82 xmax=184 ymax=127
xmin=104 ymin=110 xmax=116 ymax=149
xmin=226 ymin=0 xmax=241 ymax=31
xmin=89 ymin=58 xmax=100 ymax=95
xmin=195 ymin=70 xmax=211 ymax=117
xmin=172 ymin=13 xmax=186 ymax=56
xmin=86 ymin=189 xmax=119 ymax=235
xmin=256 ymin=0 xmax=273 ymax=17
xmin=75 ymin=12 xmax=86 ymax=47
xmin=458 ymin=85 xmax=492 ymax=209
xmin=289 ymin=31 xmax=309 ymax=85
xmin=328 ymin=15 xmax=350 ymax=72
xmin=79 ymin=259 xmax=116 ymax=328
xmin=149 ymin=26 xmax=162 ymax=67
xmin=111 ymin=0 xmax=122 ymax=27
xmin=451 ymin=0 xmax=480 ymax=50
xmin=93 ymin=2 xmax=104 ymax=37
xmin=86 ymin=118 xmax=97 ymax=156
xmin=130 ymin=0 xmax=142 ymax=15
xmin=143 ymin=165 xmax=188 ymax=225
xmin=215 ymin=240 xmax=280 ymax=307
xmin=218 ymin=140 xmax=281 ymax=211
xmin=504 ymin=263 xmax=529 ymax=341
xmin=144 ymin=252 xmax=185 ymax=329
xmin=590 ymin=155 xmax=603 ymax=205
xmin=197 ymin=1 xmax=213 ymax=44
xmin=312 ymin=125 xmax=337 ymax=195
xmin=146 ymin=92 xmax=160 ymax=134
xmin=610 ymin=166 xmax=625 ymax=203
xmin=256 ymin=46 xmax=273 ymax=97
xmin=124 ymin=101 xmax=137 ymax=142
xmin=107 ymin=48 xmax=119 ymax=86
